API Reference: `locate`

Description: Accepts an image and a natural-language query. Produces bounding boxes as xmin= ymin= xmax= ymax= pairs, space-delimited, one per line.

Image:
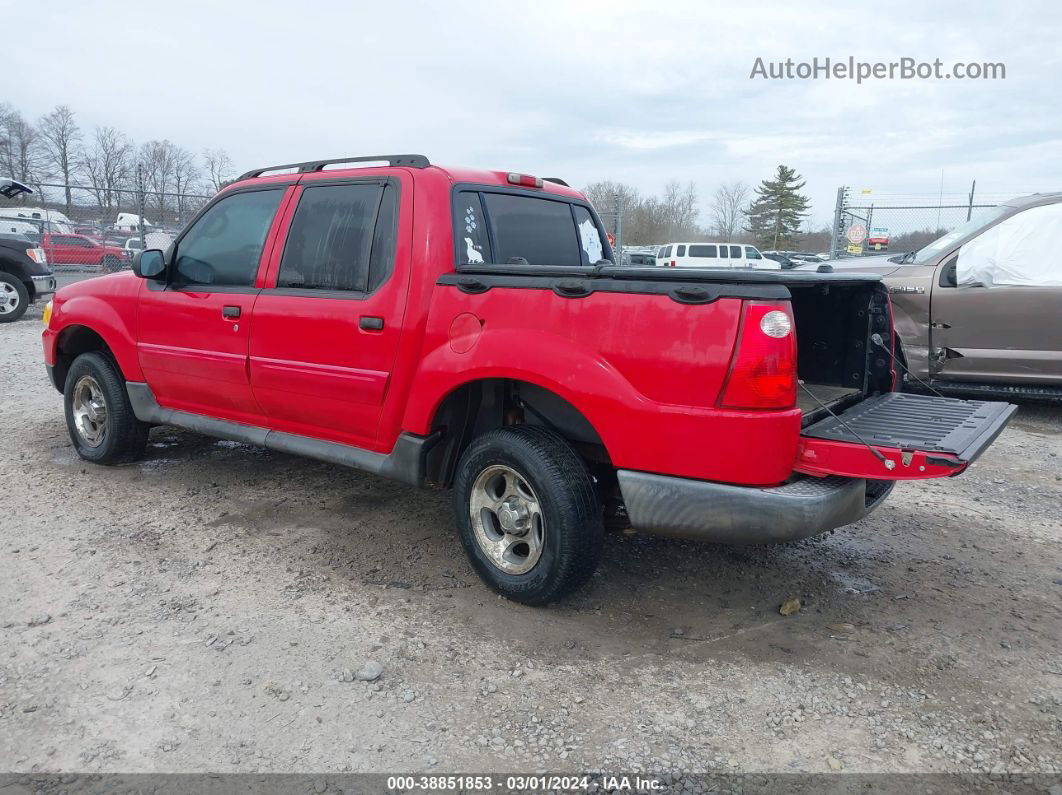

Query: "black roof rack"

xmin=237 ymin=154 xmax=430 ymax=181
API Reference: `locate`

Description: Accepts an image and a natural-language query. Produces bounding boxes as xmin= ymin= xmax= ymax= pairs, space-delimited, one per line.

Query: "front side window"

xmin=278 ymin=183 xmax=390 ymax=292
xmin=174 ymin=189 xmax=283 ymax=286
xmin=745 ymin=246 xmax=762 ymax=259
xmin=689 ymin=244 xmax=716 ymax=258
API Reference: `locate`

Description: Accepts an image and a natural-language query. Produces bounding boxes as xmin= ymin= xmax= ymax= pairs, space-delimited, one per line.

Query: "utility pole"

xmin=967 ymin=179 xmax=977 ymax=221
xmin=137 ymin=163 xmax=147 ymax=250
xmin=830 ymin=186 xmax=846 ymax=258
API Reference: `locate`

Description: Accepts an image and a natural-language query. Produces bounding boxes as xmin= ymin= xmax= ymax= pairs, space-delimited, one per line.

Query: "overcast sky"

xmin=7 ymin=0 xmax=1062 ymax=226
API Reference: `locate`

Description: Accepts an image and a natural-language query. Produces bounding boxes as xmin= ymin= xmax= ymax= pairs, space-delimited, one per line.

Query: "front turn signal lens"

xmin=42 ymin=300 xmax=52 ymax=326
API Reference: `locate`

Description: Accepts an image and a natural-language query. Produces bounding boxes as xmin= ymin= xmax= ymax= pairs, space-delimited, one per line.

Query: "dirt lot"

xmin=1 ymin=302 xmax=1060 ymax=781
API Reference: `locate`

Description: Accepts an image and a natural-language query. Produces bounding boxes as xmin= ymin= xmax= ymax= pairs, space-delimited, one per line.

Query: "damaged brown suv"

xmin=812 ymin=193 xmax=1062 ymax=401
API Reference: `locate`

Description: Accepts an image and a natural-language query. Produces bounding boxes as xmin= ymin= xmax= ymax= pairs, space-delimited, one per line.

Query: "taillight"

xmin=669 ymin=260 xmax=676 ymax=267
xmin=719 ymin=301 xmax=797 ymax=410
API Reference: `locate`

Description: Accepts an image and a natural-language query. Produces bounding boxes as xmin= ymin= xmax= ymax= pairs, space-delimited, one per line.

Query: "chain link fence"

xmin=0 ymin=176 xmax=213 ymax=270
xmin=828 ymin=183 xmax=1028 ymax=259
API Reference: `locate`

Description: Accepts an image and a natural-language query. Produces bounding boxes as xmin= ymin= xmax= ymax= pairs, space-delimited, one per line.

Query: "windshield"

xmin=910 ymin=207 xmax=1009 ymax=265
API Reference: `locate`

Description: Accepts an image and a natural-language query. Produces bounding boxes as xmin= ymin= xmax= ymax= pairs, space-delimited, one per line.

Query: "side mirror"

xmin=133 ymin=249 xmax=166 ymax=280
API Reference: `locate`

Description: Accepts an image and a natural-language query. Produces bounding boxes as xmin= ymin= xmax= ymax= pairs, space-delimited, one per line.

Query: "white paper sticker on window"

xmin=579 ymin=219 xmax=602 ymax=264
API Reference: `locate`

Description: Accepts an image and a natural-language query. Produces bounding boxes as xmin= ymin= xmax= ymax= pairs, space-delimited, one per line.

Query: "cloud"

xmin=6 ymin=0 xmax=1061 ymax=226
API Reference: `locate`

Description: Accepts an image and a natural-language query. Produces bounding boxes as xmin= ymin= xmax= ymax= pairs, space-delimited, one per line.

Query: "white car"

xmin=655 ymin=242 xmax=777 ymax=269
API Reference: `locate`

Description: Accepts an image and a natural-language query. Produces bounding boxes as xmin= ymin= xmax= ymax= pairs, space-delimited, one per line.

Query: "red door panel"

xmin=137 ymin=288 xmax=262 ymax=423
xmin=249 ymin=295 xmax=402 ymax=448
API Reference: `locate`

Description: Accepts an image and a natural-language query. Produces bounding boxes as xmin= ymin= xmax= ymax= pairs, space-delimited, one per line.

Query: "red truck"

xmin=41 ymin=233 xmax=128 ymax=272
xmin=41 ymin=154 xmax=1017 ymax=604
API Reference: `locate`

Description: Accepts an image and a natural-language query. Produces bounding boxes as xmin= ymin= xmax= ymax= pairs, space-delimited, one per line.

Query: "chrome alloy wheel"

xmin=469 ymin=464 xmax=545 ymax=575
xmin=71 ymin=375 xmax=108 ymax=447
xmin=0 ymin=281 xmax=20 ymax=314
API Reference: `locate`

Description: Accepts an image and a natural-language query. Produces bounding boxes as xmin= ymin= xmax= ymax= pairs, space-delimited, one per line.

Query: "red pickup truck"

xmin=41 ymin=154 xmax=1016 ymax=604
xmin=41 ymin=233 xmax=128 ymax=272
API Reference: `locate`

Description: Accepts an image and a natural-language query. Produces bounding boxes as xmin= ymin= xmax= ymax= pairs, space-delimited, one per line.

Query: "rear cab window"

xmin=454 ymin=188 xmax=610 ymax=267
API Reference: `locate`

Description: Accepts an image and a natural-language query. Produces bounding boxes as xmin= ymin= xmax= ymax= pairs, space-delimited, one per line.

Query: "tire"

xmin=102 ymin=255 xmax=122 ymax=273
xmin=0 ymin=271 xmax=29 ymax=323
xmin=64 ymin=352 xmax=149 ymax=464
xmin=453 ymin=425 xmax=603 ymax=605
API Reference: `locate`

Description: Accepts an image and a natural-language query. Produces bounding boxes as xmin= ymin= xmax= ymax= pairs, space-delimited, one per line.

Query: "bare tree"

xmin=140 ymin=140 xmax=178 ymax=225
xmin=38 ymin=105 xmax=82 ymax=215
xmin=82 ymin=126 xmax=135 ymax=215
xmin=662 ymin=180 xmax=699 ymax=239
xmin=0 ymin=104 xmax=44 ymax=192
xmin=171 ymin=146 xmax=200 ymax=223
xmin=203 ymin=148 xmax=234 ymax=192
xmin=709 ymin=181 xmax=750 ymax=242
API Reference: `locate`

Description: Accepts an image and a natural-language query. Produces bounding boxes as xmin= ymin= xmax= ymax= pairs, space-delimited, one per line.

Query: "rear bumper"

xmin=617 ymin=470 xmax=893 ymax=544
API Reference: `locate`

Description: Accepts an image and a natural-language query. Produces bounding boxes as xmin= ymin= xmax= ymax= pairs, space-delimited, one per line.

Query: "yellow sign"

xmin=860 ymin=188 xmax=873 ymax=194
xmin=847 ymin=244 xmax=863 ymax=255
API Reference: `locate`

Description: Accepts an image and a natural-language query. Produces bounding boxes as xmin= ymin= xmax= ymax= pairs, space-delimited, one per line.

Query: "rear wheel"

xmin=0 ymin=271 xmax=29 ymax=323
xmin=453 ymin=425 xmax=603 ymax=605
xmin=64 ymin=352 xmax=149 ymax=464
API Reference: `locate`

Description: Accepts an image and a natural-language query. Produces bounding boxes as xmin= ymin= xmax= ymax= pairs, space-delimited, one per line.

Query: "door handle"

xmin=222 ymin=305 xmax=241 ymax=319
xmin=359 ymin=316 xmax=384 ymax=331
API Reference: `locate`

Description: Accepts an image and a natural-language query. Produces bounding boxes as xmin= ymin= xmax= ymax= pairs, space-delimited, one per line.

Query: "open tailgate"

xmin=796 ymin=392 xmax=1016 ymax=479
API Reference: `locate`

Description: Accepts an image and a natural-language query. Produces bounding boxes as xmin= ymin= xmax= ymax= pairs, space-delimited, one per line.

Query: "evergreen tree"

xmin=743 ymin=165 xmax=810 ymax=249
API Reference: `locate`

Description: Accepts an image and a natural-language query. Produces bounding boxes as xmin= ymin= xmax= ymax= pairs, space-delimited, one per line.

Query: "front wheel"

xmin=64 ymin=352 xmax=149 ymax=464
xmin=453 ymin=425 xmax=603 ymax=605
xmin=0 ymin=271 xmax=29 ymax=323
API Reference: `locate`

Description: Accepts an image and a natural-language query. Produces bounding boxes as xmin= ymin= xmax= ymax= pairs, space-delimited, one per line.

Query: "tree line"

xmin=0 ymin=102 xmax=235 ymax=226
xmin=2 ymin=99 xmax=823 ymax=247
xmin=585 ymin=165 xmax=820 ymax=251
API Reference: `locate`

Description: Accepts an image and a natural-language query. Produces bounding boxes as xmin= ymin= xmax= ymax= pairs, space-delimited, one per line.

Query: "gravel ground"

xmin=1 ymin=303 xmax=1060 ymax=781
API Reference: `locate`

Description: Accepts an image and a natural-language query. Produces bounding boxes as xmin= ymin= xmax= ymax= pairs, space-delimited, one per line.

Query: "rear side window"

xmin=457 ymin=192 xmax=490 ymax=265
xmin=676 ymin=245 xmax=686 ymax=257
xmin=573 ymin=205 xmax=605 ymax=265
xmin=455 ymin=190 xmax=606 ymax=267
xmin=484 ymin=193 xmax=581 ymax=266
xmin=729 ymin=245 xmax=742 ymax=258
xmin=278 ymin=182 xmax=397 ymax=293
xmin=689 ymin=245 xmax=716 ymax=258
xmin=175 ymin=189 xmax=284 ymax=287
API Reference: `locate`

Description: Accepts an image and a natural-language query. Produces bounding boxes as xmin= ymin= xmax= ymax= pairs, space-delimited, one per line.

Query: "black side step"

xmin=913 ymin=380 xmax=1062 ymax=405
xmin=802 ymin=392 xmax=1016 ymax=464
